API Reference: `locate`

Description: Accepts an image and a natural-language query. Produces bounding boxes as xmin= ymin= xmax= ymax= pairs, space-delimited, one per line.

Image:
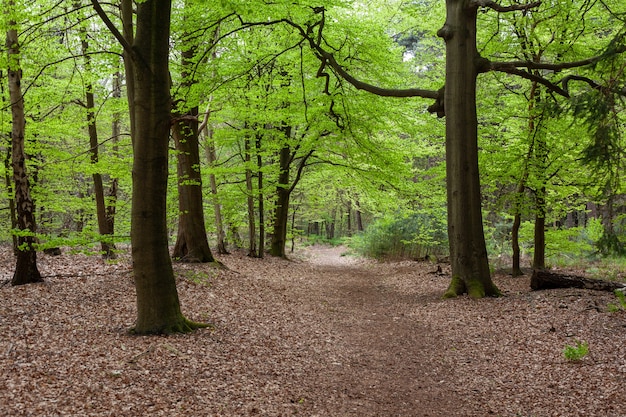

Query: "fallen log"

xmin=531 ymin=269 xmax=626 ymax=292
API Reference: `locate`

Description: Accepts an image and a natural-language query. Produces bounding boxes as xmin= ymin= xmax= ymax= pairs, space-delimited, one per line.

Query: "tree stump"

xmin=530 ymin=269 xmax=626 ymax=292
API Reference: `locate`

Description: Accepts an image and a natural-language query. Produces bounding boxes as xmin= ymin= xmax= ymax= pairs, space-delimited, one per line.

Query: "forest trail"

xmin=1 ymin=245 xmax=624 ymax=416
xmin=280 ymin=246 xmax=456 ymax=416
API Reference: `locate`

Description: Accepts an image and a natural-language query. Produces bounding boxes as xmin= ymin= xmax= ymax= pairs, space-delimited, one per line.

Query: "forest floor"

xmin=1 ymin=245 xmax=626 ymax=416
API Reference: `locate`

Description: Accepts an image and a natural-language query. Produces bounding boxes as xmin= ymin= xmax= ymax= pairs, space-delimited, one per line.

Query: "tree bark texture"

xmin=171 ymin=18 xmax=215 ymax=263
xmin=6 ymin=18 xmax=42 ymax=286
xmin=439 ymin=0 xmax=500 ymax=298
xmin=270 ymin=144 xmax=291 ymax=258
xmin=126 ymin=0 xmax=204 ymax=333
xmin=171 ymin=112 xmax=215 ymax=263
xmin=531 ymin=270 xmax=626 ymax=292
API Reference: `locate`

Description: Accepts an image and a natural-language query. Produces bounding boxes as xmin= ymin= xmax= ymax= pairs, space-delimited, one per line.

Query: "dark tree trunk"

xmin=256 ymin=134 xmax=265 ymax=258
xmin=533 ymin=189 xmax=546 ymax=270
xmin=270 ymin=144 xmax=291 ymax=258
xmin=6 ymin=17 xmax=42 ymax=285
xmin=171 ymin=25 xmax=215 ymax=263
xmin=531 ymin=270 xmax=626 ymax=292
xmin=92 ymin=0 xmax=206 ymax=333
xmin=79 ymin=23 xmax=115 ymax=259
xmin=244 ymin=134 xmax=257 ymax=257
xmin=4 ymin=142 xmax=18 ymax=253
xmin=439 ymin=0 xmax=499 ymax=298
xmin=171 ymin=112 xmax=215 ymax=263
xmin=105 ymin=69 xmax=122 ymax=248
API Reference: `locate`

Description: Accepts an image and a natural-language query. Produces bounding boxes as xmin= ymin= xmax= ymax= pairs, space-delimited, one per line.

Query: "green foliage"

xmin=562 ymin=340 xmax=589 ymax=362
xmin=607 ymin=290 xmax=626 ymax=312
xmin=349 ymin=209 xmax=448 ymax=260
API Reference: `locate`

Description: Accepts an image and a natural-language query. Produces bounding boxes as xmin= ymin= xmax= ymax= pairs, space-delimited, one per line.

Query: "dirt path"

xmin=285 ymin=246 xmax=456 ymax=416
xmin=1 ymin=245 xmax=625 ymax=416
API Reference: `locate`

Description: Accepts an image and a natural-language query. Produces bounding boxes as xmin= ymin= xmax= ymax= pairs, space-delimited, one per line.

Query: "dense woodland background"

xmin=2 ymin=1 xmax=626 ymax=293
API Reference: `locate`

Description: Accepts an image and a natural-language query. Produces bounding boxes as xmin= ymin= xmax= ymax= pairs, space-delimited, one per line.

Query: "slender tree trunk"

xmin=244 ymin=135 xmax=257 ymax=257
xmin=256 ymin=133 xmax=265 ymax=258
xmin=6 ymin=16 xmax=42 ymax=285
xmin=204 ymin=129 xmax=228 ymax=254
xmin=4 ymin=141 xmax=18 ymax=253
xmin=439 ymin=0 xmax=499 ymax=298
xmin=79 ymin=23 xmax=115 ymax=258
xmin=105 ymin=69 xmax=122 ymax=245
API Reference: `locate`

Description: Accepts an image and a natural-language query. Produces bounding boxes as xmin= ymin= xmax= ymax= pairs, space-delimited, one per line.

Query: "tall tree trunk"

xmin=270 ymin=143 xmax=291 ymax=258
xmin=105 ymin=68 xmax=122 ymax=246
xmin=6 ymin=14 xmax=42 ymax=285
xmin=171 ymin=23 xmax=215 ymax=263
xmin=92 ymin=0 xmax=206 ymax=333
xmin=439 ymin=0 xmax=499 ymax=298
xmin=256 ymin=133 xmax=265 ymax=258
xmin=79 ymin=21 xmax=115 ymax=258
xmin=204 ymin=127 xmax=228 ymax=254
xmin=4 ymin=140 xmax=18 ymax=253
xmin=244 ymin=135 xmax=257 ymax=257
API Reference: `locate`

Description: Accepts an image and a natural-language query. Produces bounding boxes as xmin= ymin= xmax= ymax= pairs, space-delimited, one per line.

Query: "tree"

xmin=5 ymin=2 xmax=43 ymax=286
xmin=76 ymin=4 xmax=116 ymax=258
xmin=170 ymin=0 xmax=216 ymax=263
xmin=275 ymin=0 xmax=625 ymax=296
xmin=92 ymin=0 xmax=207 ymax=333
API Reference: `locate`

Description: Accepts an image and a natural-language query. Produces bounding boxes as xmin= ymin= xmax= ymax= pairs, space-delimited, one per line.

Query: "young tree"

xmin=6 ymin=2 xmax=43 ymax=286
xmin=92 ymin=0 xmax=207 ymax=333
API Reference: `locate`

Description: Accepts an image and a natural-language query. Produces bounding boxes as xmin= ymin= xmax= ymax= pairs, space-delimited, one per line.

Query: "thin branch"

xmin=487 ymin=62 xmax=570 ymax=97
xmin=493 ymin=45 xmax=626 ymax=72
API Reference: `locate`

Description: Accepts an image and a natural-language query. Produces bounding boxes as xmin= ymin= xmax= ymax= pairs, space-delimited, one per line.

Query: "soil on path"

xmin=1 ymin=245 xmax=625 ymax=416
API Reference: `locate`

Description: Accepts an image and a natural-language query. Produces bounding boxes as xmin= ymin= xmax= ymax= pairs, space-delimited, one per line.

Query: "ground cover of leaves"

xmin=1 ymin=245 xmax=625 ymax=416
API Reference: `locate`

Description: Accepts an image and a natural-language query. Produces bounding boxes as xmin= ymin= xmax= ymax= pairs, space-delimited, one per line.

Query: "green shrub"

xmin=349 ymin=209 xmax=448 ymax=260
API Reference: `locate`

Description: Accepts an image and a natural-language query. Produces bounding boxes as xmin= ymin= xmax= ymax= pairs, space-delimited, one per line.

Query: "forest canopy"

xmin=1 ymin=0 xmax=625 ymax=300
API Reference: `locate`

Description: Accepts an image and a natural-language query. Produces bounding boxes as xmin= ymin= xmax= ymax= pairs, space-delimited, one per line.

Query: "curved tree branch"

xmin=471 ymin=0 xmax=542 ymax=13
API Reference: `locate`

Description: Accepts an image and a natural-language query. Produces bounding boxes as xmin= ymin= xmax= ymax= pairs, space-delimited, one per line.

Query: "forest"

xmin=1 ymin=0 xmax=626 ymax=414
xmin=2 ymin=0 xmax=626 ymax=320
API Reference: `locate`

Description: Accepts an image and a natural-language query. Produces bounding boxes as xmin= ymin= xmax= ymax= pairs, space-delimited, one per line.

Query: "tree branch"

xmin=90 ymin=0 xmax=137 ymax=62
xmin=487 ymin=62 xmax=570 ymax=97
xmin=471 ymin=0 xmax=542 ymax=13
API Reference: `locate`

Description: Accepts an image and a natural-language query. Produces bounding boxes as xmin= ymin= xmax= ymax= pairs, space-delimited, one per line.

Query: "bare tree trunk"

xmin=439 ymin=0 xmax=499 ymax=298
xmin=92 ymin=0 xmax=206 ymax=333
xmin=78 ymin=20 xmax=115 ymax=258
xmin=256 ymin=133 xmax=265 ymax=258
xmin=270 ymin=144 xmax=291 ymax=258
xmin=171 ymin=19 xmax=215 ymax=263
xmin=245 ymin=135 xmax=257 ymax=257
xmin=105 ymin=69 xmax=122 ymax=248
xmin=6 ymin=15 xmax=42 ymax=285
xmin=4 ymin=140 xmax=18 ymax=253
xmin=204 ymin=130 xmax=228 ymax=254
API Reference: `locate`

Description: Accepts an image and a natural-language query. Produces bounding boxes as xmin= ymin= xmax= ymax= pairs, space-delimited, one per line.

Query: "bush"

xmin=349 ymin=209 xmax=448 ymax=260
